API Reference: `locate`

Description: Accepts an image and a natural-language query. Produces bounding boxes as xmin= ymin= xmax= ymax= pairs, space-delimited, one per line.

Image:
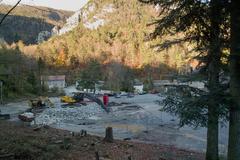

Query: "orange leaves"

xmin=56 ymin=49 xmax=67 ymax=66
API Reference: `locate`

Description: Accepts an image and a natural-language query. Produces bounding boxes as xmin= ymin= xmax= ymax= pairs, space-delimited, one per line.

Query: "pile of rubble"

xmin=34 ymin=104 xmax=106 ymax=125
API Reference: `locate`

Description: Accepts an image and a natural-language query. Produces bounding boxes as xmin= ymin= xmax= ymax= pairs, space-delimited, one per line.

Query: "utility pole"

xmin=0 ymin=0 xmax=22 ymax=26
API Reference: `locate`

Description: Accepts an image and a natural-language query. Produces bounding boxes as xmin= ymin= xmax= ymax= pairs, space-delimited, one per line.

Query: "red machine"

xmin=103 ymin=95 xmax=109 ymax=106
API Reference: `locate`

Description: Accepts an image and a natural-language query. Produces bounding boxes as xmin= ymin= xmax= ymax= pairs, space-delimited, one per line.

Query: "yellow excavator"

xmin=61 ymin=96 xmax=76 ymax=103
xmin=60 ymin=92 xmax=109 ymax=112
xmin=60 ymin=92 xmax=85 ymax=103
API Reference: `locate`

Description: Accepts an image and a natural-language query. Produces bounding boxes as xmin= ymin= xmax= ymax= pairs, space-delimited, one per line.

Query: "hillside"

xmin=0 ymin=4 xmax=73 ymax=44
xmin=33 ymin=0 xmax=196 ymax=77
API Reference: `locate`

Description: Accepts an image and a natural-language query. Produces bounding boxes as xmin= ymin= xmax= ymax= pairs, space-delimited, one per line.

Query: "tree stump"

xmin=95 ymin=151 xmax=99 ymax=160
xmin=103 ymin=127 xmax=114 ymax=142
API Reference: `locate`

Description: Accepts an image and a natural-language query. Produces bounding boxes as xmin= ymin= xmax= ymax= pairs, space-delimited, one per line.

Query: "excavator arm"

xmin=83 ymin=93 xmax=109 ymax=112
xmin=63 ymin=93 xmax=109 ymax=112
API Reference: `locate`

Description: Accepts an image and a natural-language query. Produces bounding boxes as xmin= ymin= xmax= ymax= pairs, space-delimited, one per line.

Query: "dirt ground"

xmin=0 ymin=121 xmax=204 ymax=160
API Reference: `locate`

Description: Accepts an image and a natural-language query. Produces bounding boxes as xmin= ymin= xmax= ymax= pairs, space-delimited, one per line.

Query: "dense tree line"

xmin=0 ymin=14 xmax=54 ymax=44
xmin=0 ymin=42 xmax=39 ymax=99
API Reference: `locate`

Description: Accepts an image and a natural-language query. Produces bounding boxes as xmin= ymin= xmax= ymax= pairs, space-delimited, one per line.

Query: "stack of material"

xmin=18 ymin=112 xmax=35 ymax=122
xmin=34 ymin=103 xmax=105 ymax=125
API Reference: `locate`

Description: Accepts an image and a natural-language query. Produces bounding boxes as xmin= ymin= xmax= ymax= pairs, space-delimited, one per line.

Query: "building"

xmin=133 ymin=80 xmax=144 ymax=94
xmin=41 ymin=75 xmax=66 ymax=89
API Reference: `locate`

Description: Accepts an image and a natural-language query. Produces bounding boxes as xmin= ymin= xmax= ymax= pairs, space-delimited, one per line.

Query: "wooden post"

xmin=104 ymin=127 xmax=114 ymax=142
xmin=0 ymin=81 xmax=3 ymax=104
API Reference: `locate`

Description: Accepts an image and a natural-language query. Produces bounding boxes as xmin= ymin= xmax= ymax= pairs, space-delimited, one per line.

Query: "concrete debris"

xmin=34 ymin=104 xmax=105 ymax=125
xmin=21 ymin=112 xmax=34 ymax=118
xmin=61 ymin=103 xmax=82 ymax=107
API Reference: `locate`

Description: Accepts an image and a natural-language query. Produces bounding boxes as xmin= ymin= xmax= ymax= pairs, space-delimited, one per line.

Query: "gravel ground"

xmin=32 ymin=91 xmax=228 ymax=155
xmin=0 ymin=86 xmax=228 ymax=156
xmin=34 ymin=103 xmax=106 ymax=125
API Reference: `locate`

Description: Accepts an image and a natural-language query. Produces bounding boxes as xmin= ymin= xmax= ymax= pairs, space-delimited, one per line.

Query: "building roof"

xmin=41 ymin=75 xmax=65 ymax=81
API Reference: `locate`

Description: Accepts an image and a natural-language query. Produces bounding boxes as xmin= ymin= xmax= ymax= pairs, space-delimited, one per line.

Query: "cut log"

xmin=103 ymin=127 xmax=114 ymax=143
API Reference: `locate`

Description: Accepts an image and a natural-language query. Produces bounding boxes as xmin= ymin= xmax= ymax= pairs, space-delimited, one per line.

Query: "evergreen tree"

xmin=26 ymin=71 xmax=38 ymax=94
xmin=140 ymin=0 xmax=228 ymax=159
xmin=227 ymin=1 xmax=240 ymax=159
xmin=77 ymin=59 xmax=102 ymax=92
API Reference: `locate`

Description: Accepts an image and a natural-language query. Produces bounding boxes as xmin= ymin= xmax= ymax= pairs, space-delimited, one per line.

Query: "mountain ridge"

xmin=0 ymin=4 xmax=74 ymax=44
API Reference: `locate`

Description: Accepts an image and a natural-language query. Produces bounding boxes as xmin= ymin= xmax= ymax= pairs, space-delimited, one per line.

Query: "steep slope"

xmin=0 ymin=4 xmax=73 ymax=44
xmin=34 ymin=0 xmax=196 ymax=77
xmin=54 ymin=1 xmax=115 ymax=35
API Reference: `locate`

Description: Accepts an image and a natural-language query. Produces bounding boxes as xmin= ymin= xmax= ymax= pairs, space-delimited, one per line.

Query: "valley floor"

xmin=0 ymin=121 xmax=204 ymax=160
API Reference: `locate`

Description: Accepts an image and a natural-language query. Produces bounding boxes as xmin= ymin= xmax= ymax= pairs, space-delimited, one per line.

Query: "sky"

xmin=2 ymin=0 xmax=89 ymax=11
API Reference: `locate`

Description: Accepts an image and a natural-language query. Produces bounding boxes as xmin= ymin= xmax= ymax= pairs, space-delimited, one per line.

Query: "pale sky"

xmin=2 ymin=0 xmax=89 ymax=11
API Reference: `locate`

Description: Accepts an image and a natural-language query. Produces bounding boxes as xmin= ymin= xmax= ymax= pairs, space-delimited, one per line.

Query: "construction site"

xmin=0 ymin=86 xmax=229 ymax=158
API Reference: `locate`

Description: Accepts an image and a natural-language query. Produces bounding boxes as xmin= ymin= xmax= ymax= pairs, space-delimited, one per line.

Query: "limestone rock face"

xmin=54 ymin=2 xmax=115 ymax=35
xmin=37 ymin=31 xmax=52 ymax=44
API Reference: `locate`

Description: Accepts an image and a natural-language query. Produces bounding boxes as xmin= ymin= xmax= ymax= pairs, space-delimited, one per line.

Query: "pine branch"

xmin=160 ymin=83 xmax=230 ymax=127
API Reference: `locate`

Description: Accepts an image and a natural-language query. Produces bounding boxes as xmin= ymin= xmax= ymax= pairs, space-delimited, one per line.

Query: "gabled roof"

xmin=41 ymin=75 xmax=65 ymax=81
